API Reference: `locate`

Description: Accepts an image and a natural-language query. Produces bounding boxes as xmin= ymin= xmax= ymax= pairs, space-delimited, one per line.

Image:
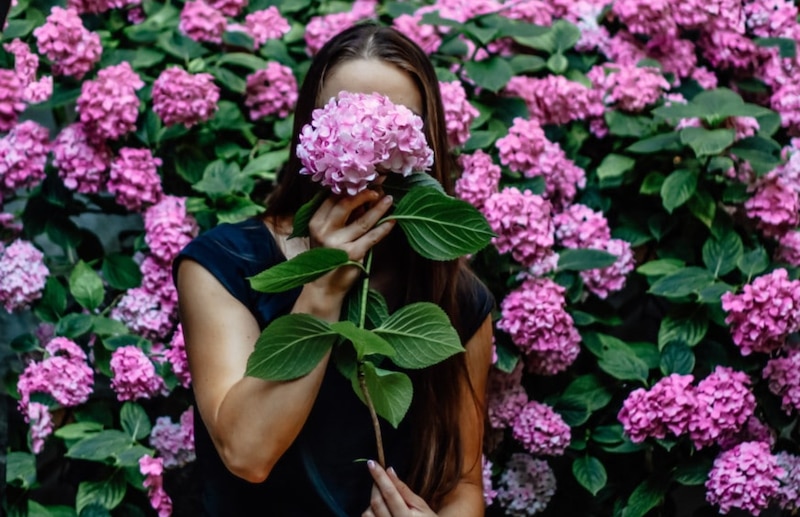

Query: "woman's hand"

xmin=307 ymin=189 xmax=395 ymax=297
xmin=362 ymin=461 xmax=438 ymax=517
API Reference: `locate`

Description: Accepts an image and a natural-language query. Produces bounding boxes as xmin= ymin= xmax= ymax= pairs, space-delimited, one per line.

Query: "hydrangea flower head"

xmin=689 ymin=366 xmax=756 ymax=449
xmin=33 ymin=6 xmax=102 ymax=79
xmin=0 ymin=239 xmax=50 ymax=312
xmin=705 ymin=441 xmax=783 ymax=515
xmin=109 ymin=345 xmax=168 ymax=401
xmin=496 ymin=453 xmax=556 ymax=516
xmin=0 ymin=120 xmax=50 ymax=192
xmin=152 ymin=67 xmax=220 ymax=128
xmin=296 ymin=91 xmax=433 ymax=196
xmin=511 ymin=400 xmax=571 ymax=456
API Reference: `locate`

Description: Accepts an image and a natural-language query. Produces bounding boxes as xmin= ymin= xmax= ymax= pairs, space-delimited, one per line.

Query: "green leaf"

xmin=289 ymin=191 xmax=325 ymax=239
xmin=354 ymin=362 xmax=413 ymax=429
xmin=381 ymin=172 xmax=445 ymax=203
xmin=546 ymin=53 xmax=568 ymax=74
xmin=605 ymin=111 xmax=653 ymax=138
xmin=622 ymin=478 xmax=667 ymax=517
xmin=596 ymin=154 xmax=635 ymax=182
xmin=697 ymin=282 xmax=734 ymax=304
xmin=660 ymin=169 xmax=697 ymax=213
xmin=598 ymin=348 xmax=650 ymax=382
xmin=702 ymin=231 xmax=743 ymax=277
xmin=7 ymin=451 xmax=37 ymax=489
xmin=557 ymin=248 xmax=618 ymax=271
xmin=648 ymin=267 xmax=716 ymax=298
xmin=102 ymin=253 xmax=143 ymax=291
xmin=636 ymin=258 xmax=684 ymax=277
xmin=120 ymin=403 xmax=151 ymax=441
xmin=65 ymin=430 xmax=135 ymax=464
xmin=730 ymin=135 xmax=783 ymax=175
xmin=658 ymin=311 xmax=708 ymax=349
xmin=639 ymin=172 xmax=665 ymax=195
xmin=55 ymin=313 xmax=95 ymax=339
xmin=626 ymin=132 xmax=682 ymax=154
xmin=737 ymin=247 xmax=769 ymax=278
xmin=210 ymin=66 xmax=247 ymax=93
xmin=246 ymin=314 xmax=338 ymax=380
xmin=573 ymin=456 xmax=607 ymax=496
xmin=687 ymin=189 xmax=717 ymax=229
xmin=242 ymin=148 xmax=289 ymax=179
xmin=660 ymin=341 xmax=696 ymax=375
xmin=591 ymin=424 xmax=625 ymax=444
xmin=344 ymin=288 xmax=389 ymax=329
xmin=375 ymin=302 xmax=464 ymax=369
xmin=248 ymin=248 xmax=352 ymax=293
xmin=194 ymin=160 xmax=252 ymax=198
xmin=76 ymin=474 xmax=126 ymax=513
xmin=559 ymin=374 xmax=613 ymax=412
xmin=2 ymin=19 xmax=36 ymax=40
xmin=330 ymin=321 xmax=395 ymax=359
xmin=216 ymin=52 xmax=269 ymax=70
xmin=673 ymin=459 xmax=713 ymax=486
xmin=157 ymin=31 xmax=208 ymax=61
xmin=69 ymin=261 xmax=105 ymax=311
xmin=680 ymin=127 xmax=735 ymax=157
xmin=508 ymin=54 xmax=546 ymax=74
xmin=389 ymin=187 xmax=495 ymax=261
xmin=463 ymin=57 xmax=514 ymax=92
xmin=755 ymin=37 xmax=796 ymax=57
xmin=92 ymin=316 xmax=129 ymax=338
xmin=54 ymin=421 xmax=103 ymax=440
xmin=463 ymin=21 xmax=498 ymax=46
xmin=35 ymin=276 xmax=68 ymax=322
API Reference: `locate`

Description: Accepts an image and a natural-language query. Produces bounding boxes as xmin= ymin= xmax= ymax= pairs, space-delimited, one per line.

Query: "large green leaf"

xmin=596 ymin=153 xmax=636 ymax=183
xmin=573 ymin=456 xmax=607 ymax=496
xmin=381 ymin=172 xmax=445 ymax=203
xmin=248 ymin=248 xmax=353 ymax=293
xmin=194 ymin=160 xmax=253 ymax=198
xmin=120 ymin=403 xmax=151 ymax=441
xmin=622 ymin=478 xmax=667 ymax=517
xmin=648 ymin=267 xmax=716 ymax=298
xmin=626 ymin=132 xmax=682 ymax=154
xmin=660 ymin=169 xmax=697 ymax=213
xmin=660 ymin=341 xmax=696 ymax=376
xmin=69 ymin=261 xmax=105 ymax=312
xmin=702 ymin=231 xmax=743 ymax=277
xmin=737 ymin=247 xmax=769 ymax=278
xmin=636 ymin=258 xmax=684 ymax=277
xmin=680 ymin=127 xmax=735 ymax=157
xmin=344 ymin=288 xmax=389 ymax=329
xmin=389 ymin=187 xmax=494 ymax=260
xmin=598 ymin=348 xmax=649 ymax=383
xmin=330 ymin=321 xmax=395 ymax=359
xmin=463 ymin=56 xmax=514 ymax=92
xmin=76 ymin=474 xmax=126 ymax=514
xmin=65 ymin=430 xmax=135 ymax=464
xmin=102 ymin=253 xmax=143 ymax=291
xmin=289 ymin=191 xmax=325 ymax=239
xmin=558 ymin=374 xmax=613 ymax=412
xmin=54 ymin=422 xmax=104 ymax=441
xmin=657 ymin=311 xmax=708 ymax=349
xmin=6 ymin=451 xmax=36 ymax=489
xmin=242 ymin=148 xmax=289 ymax=179
xmin=246 ymin=314 xmax=338 ymax=380
xmin=353 ymin=362 xmax=413 ymax=429
xmin=374 ymin=302 xmax=464 ymax=369
xmin=605 ymin=111 xmax=654 ymax=138
xmin=557 ymin=248 xmax=618 ymax=271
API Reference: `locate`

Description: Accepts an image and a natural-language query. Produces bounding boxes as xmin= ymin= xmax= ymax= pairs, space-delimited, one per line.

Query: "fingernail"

xmin=387 ymin=467 xmax=396 ymax=476
xmin=382 ymin=195 xmax=393 ymax=204
xmin=367 ymin=460 xmax=376 ymax=470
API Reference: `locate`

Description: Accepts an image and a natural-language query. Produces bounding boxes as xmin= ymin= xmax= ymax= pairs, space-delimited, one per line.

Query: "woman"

xmin=174 ymin=22 xmax=494 ymax=516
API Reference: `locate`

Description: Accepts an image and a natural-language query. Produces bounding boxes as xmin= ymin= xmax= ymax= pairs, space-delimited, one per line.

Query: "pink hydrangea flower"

xmin=454 ymin=150 xmax=501 ymax=210
xmin=26 ymin=401 xmax=54 ymax=454
xmin=482 ymin=187 xmax=557 ymax=272
xmin=110 ymin=287 xmax=175 ymax=342
xmin=139 ymin=255 xmax=178 ymax=308
xmin=0 ymin=70 xmax=25 ymax=132
xmin=745 ymin=0 xmax=798 ymax=38
xmin=391 ymin=13 xmax=442 ymax=55
xmin=139 ymin=455 xmax=173 ymax=517
xmin=689 ymin=366 xmax=756 ymax=449
xmin=483 ymin=455 xmax=497 ymax=506
xmin=144 ymin=195 xmax=200 ymax=266
xmin=305 ymin=7 xmax=374 ymax=56
xmin=504 ymin=75 xmax=604 ymax=125
xmin=0 ymin=239 xmax=49 ymax=312
xmin=52 ymin=124 xmax=112 ymax=194
xmin=207 ymin=0 xmax=245 ymax=16
xmin=179 ymin=1 xmax=226 ymax=44
xmin=244 ymin=62 xmax=298 ymax=120
xmin=496 ymin=453 xmax=556 ymax=516
xmin=721 ymin=268 xmax=800 ymax=355
xmin=611 ymin=0 xmax=677 ymax=37
xmin=580 ymin=238 xmax=635 ymax=299
xmin=487 ymin=363 xmax=527 ymax=429
xmin=439 ymin=80 xmax=478 ymax=148
xmin=744 ymin=175 xmax=800 ymax=238
xmin=705 ymin=441 xmax=783 ymax=515
xmin=589 ymin=63 xmax=671 ymax=112
xmin=511 ymin=400 xmax=571 ymax=457
xmin=110 ymin=345 xmax=168 ymax=401
xmin=244 ymin=6 xmax=291 ymax=48
xmin=76 ymin=62 xmax=144 ymax=141
xmin=152 ymin=67 xmax=220 ymax=128
xmin=0 ymin=120 xmax=50 ymax=192
xmin=763 ymin=348 xmax=800 ymax=415
xmin=718 ymin=415 xmax=777 ymax=451
xmin=108 ymin=148 xmax=164 ymax=212
xmin=700 ymin=29 xmax=763 ymax=72
xmin=67 ymin=0 xmax=138 ymax=14
xmin=33 ymin=6 xmax=102 ymax=79
xmin=775 ymin=451 xmax=800 ymax=512
xmin=4 ymin=39 xmax=38 ymax=86
xmin=496 ymin=118 xmax=548 ymax=175
xmin=150 ymin=407 xmax=195 ymax=468
xmin=164 ymin=324 xmax=191 ymax=388
xmin=618 ymin=374 xmax=697 ymax=443
xmin=553 ymin=204 xmax=611 ymax=249
xmin=17 ymin=337 xmax=94 ymax=412
xmin=496 ymin=277 xmax=581 ymax=375
xmin=297 ymin=91 xmax=433 ymax=195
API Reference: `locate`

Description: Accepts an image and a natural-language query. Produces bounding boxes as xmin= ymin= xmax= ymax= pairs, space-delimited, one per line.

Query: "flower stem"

xmin=356 ymin=250 xmax=385 ymax=466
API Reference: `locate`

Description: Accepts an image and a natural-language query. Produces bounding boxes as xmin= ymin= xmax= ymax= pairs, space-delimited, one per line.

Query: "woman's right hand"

xmin=306 ymin=188 xmax=395 ymax=298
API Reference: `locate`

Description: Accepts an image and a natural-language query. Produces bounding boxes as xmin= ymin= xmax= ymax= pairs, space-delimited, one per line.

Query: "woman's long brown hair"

xmin=263 ymin=23 xmax=484 ymax=509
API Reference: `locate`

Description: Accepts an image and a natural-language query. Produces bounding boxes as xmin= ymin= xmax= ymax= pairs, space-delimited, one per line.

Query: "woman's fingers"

xmin=336 ymin=194 xmax=394 ymax=243
xmin=368 ymin=461 xmax=409 ymax=515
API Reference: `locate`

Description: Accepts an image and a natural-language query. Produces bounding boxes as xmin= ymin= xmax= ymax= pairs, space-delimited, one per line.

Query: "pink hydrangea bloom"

xmin=580 ymin=238 xmax=635 ymax=299
xmin=721 ymin=268 xmax=800 ymax=355
xmin=26 ymin=401 xmax=53 ymax=454
xmin=110 ymin=345 xmax=168 ymax=401
xmin=150 ymin=407 xmax=195 ymax=468
xmin=504 ymin=75 xmax=604 ymax=125
xmin=611 ymin=0 xmax=676 ymax=37
xmin=0 ymin=70 xmax=25 ymax=132
xmin=763 ymin=348 xmax=800 ymax=415
xmin=496 ymin=117 xmax=548 ymax=174
xmin=502 ymin=0 xmax=554 ymax=25
xmin=110 ymin=287 xmax=175 ymax=342
xmin=244 ymin=7 xmax=291 ymax=48
xmin=67 ymin=0 xmax=138 ymax=14
xmin=775 ymin=451 xmax=800 ymax=512
xmin=152 ymin=67 xmax=220 ymax=128
xmin=689 ymin=366 xmax=756 ymax=449
xmin=482 ymin=188 xmax=557 ymax=272
xmin=305 ymin=6 xmax=375 ymax=56
xmin=0 ymin=120 xmax=50 ymax=192
xmin=511 ymin=400 xmax=571 ymax=456
xmin=699 ymin=29 xmax=763 ymax=72
xmin=0 ymin=239 xmax=49 ymax=312
xmin=4 ymin=39 xmax=38 ymax=86
xmin=297 ymin=91 xmax=433 ymax=195
xmin=139 ymin=455 xmax=173 ymax=517
xmin=496 ymin=277 xmax=581 ymax=375
xmin=487 ymin=363 xmax=527 ymax=429
xmin=108 ymin=148 xmax=163 ymax=212
xmin=718 ymin=415 xmax=777 ymax=451
xmin=140 ymin=255 xmax=178 ymax=307
xmin=244 ymin=62 xmax=298 ymax=120
xmin=52 ymin=124 xmax=112 ymax=194
xmin=496 ymin=453 xmax=556 ymax=516
xmin=76 ymin=62 xmax=144 ymax=141
xmin=207 ymin=0 xmax=245 ymax=16
xmin=483 ymin=455 xmax=497 ymax=506
xmin=455 ymin=150 xmax=501 ymax=210
xmin=391 ymin=13 xmax=442 ymax=55
xmin=144 ymin=195 xmax=199 ymax=265
xmin=179 ymin=1 xmax=226 ymax=44
xmin=165 ymin=324 xmax=191 ymax=388
xmin=553 ymin=204 xmax=611 ymax=248
xmin=439 ymin=80 xmax=478 ymax=148
xmin=705 ymin=441 xmax=783 ymax=515
xmin=745 ymin=0 xmax=798 ymax=38
xmin=645 ymin=37 xmax=697 ymax=83
xmin=604 ymin=32 xmax=648 ymax=66
xmin=618 ymin=374 xmax=697 ymax=443
xmin=589 ymin=64 xmax=671 ymax=113
xmin=33 ymin=7 xmax=102 ymax=79
xmin=744 ymin=175 xmax=800 ymax=238
xmin=770 ymin=82 xmax=800 ymax=136
xmin=128 ymin=6 xmax=146 ymax=23
xmin=692 ymin=67 xmax=719 ymax=89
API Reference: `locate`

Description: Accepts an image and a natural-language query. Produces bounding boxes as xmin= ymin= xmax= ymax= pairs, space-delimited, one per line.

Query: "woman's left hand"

xmin=362 ymin=461 xmax=437 ymax=517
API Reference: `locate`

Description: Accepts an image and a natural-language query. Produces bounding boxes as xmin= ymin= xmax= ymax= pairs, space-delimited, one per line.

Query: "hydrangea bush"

xmin=3 ymin=0 xmax=800 ymax=515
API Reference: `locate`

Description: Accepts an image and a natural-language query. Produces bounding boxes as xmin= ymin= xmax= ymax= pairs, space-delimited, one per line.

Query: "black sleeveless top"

xmin=173 ymin=217 xmax=494 ymax=516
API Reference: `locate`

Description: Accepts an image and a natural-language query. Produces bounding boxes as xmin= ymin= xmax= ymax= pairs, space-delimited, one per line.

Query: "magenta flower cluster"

xmin=454 ymin=150 xmax=501 ymax=210
xmin=244 ymin=7 xmax=291 ymax=48
xmin=179 ymin=0 xmax=227 ymax=44
xmin=0 ymin=70 xmax=25 ymax=132
xmin=776 ymin=451 xmax=800 ymax=512
xmin=109 ymin=345 xmax=168 ymax=402
xmin=439 ymin=80 xmax=478 ymax=148
xmin=496 ymin=277 xmax=581 ymax=375
xmin=139 ymin=455 xmax=173 ymax=517
xmin=77 ymin=62 xmax=145 ymax=141
xmin=589 ymin=63 xmax=671 ymax=112
xmin=495 ymin=453 xmax=556 ymax=517
xmin=504 ymin=75 xmax=604 ymax=125
xmin=150 ymin=407 xmax=195 ymax=468
xmin=511 ymin=400 xmax=571 ymax=457
xmin=52 ymin=123 xmax=112 ymax=194
xmin=0 ymin=120 xmax=50 ymax=193
xmin=763 ymin=348 xmax=800 ymax=415
xmin=0 ymin=239 xmax=49 ymax=313
xmin=487 ymin=363 xmax=527 ymax=429
xmin=304 ymin=1 xmax=376 ymax=55
xmin=705 ymin=441 xmax=783 ymax=515
xmin=245 ymin=62 xmax=298 ymax=120
xmin=108 ymin=148 xmax=163 ymax=212
xmin=143 ymin=195 xmax=200 ymax=266
xmin=483 ymin=455 xmax=497 ymax=506
xmin=721 ymin=268 xmax=800 ymax=355
xmin=33 ymin=7 xmax=102 ymax=79
xmin=296 ymin=91 xmax=433 ymax=196
xmin=152 ymin=67 xmax=220 ymax=128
